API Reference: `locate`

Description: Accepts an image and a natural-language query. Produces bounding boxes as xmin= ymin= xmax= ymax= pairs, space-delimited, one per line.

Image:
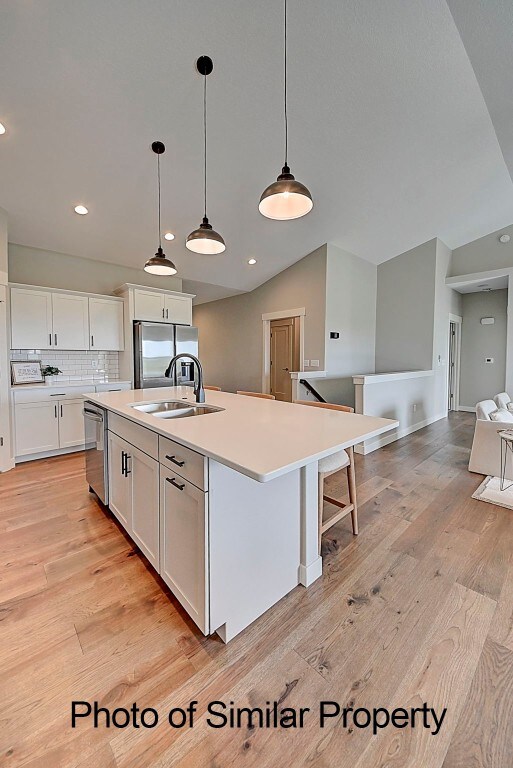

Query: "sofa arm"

xmin=469 ymin=419 xmax=513 ymax=480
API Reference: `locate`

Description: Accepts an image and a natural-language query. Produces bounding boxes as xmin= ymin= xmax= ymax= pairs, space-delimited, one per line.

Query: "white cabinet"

xmin=10 ymin=288 xmax=53 ymax=349
xmin=107 ymin=430 xmax=160 ymax=569
xmin=52 ymin=293 xmax=89 ymax=350
xmin=134 ymin=290 xmax=166 ymax=322
xmin=164 ymin=294 xmax=192 ymax=325
xmin=14 ymin=401 xmax=60 ymax=456
xmin=132 ymin=288 xmax=193 ymax=325
xmin=89 ymin=298 xmax=124 ymax=351
xmin=59 ymin=399 xmax=87 ymax=448
xmin=160 ymin=470 xmax=209 ymax=633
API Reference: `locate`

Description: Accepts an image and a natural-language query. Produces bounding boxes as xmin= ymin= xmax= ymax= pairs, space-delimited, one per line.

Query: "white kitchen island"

xmin=84 ymin=387 xmax=397 ymax=642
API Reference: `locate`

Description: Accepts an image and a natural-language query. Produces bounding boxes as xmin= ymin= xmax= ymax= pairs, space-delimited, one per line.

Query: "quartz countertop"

xmin=11 ymin=378 xmax=131 ymax=390
xmin=85 ymin=386 xmax=398 ymax=483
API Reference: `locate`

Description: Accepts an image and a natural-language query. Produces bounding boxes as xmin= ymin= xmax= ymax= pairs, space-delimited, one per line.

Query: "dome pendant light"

xmin=186 ymin=56 xmax=226 ymax=255
xmin=144 ymin=142 xmax=178 ymax=276
xmin=259 ymin=0 xmax=313 ymax=220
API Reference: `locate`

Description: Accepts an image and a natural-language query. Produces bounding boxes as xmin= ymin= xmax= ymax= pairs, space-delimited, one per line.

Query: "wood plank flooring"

xmin=1 ymin=413 xmax=512 ymax=767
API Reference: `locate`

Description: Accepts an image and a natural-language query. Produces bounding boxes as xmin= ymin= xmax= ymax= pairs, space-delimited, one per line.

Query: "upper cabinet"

xmin=127 ymin=286 xmax=193 ymax=325
xmin=89 ymin=297 xmax=124 ymax=351
xmin=10 ymin=285 xmax=124 ymax=351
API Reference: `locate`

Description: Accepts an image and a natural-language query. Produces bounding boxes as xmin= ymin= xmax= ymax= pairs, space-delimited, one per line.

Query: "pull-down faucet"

xmin=165 ymin=353 xmax=205 ymax=403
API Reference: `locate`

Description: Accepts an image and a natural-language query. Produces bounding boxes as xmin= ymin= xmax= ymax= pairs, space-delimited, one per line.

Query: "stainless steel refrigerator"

xmin=133 ymin=322 xmax=199 ymax=389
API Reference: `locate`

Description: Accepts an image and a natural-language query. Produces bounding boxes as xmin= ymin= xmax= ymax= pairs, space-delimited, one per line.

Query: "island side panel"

xmin=209 ymin=460 xmax=300 ymax=642
xmin=299 ymin=460 xmax=323 ymax=586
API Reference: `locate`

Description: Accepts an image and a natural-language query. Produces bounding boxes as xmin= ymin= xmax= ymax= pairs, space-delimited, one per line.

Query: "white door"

xmin=59 ymin=399 xmax=86 ymax=448
xmin=133 ymin=290 xmax=165 ymax=322
xmin=108 ymin=431 xmax=132 ymax=530
xmin=164 ymin=295 xmax=192 ymax=325
xmin=131 ymin=447 xmax=160 ymax=569
xmin=10 ymin=288 xmax=53 ymax=350
xmin=14 ymin=401 xmax=60 ymax=456
xmin=160 ymin=471 xmax=209 ymax=633
xmin=89 ymin=298 xmax=124 ymax=351
xmin=52 ymin=293 xmax=89 ymax=350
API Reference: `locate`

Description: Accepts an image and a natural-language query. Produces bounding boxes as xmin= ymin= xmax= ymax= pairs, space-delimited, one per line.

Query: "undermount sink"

xmin=130 ymin=400 xmax=224 ymax=419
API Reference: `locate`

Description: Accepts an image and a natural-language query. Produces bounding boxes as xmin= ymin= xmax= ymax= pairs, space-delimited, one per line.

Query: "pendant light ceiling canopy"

xmin=259 ymin=0 xmax=313 ymax=220
xmin=144 ymin=141 xmax=177 ymax=276
xmin=186 ymin=56 xmax=226 ymax=255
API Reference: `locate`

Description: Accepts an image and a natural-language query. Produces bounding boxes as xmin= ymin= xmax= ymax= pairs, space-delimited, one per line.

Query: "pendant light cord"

xmin=284 ymin=0 xmax=288 ymax=167
xmin=157 ymin=153 xmax=162 ymax=248
xmin=204 ymin=72 xmax=207 ymax=219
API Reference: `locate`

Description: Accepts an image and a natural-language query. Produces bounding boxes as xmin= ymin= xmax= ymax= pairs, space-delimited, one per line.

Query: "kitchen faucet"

xmin=165 ymin=353 xmax=205 ymax=403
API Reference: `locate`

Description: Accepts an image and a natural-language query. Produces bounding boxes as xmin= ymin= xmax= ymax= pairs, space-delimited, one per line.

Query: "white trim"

xmin=448 ymin=314 xmax=462 ymax=412
xmin=352 ymin=370 xmax=433 ymax=385
xmin=354 ymin=412 xmax=447 ymax=455
xmin=262 ymin=309 xmax=305 ymax=395
xmin=114 ymin=283 xmax=195 ymax=299
xmin=445 ymin=267 xmax=513 ymax=289
xmin=290 ymin=370 xmax=327 ymax=380
xmin=15 ymin=444 xmax=87 ymax=463
xmin=458 ymin=405 xmax=476 ymax=413
xmin=9 ymin=282 xmax=125 ymax=302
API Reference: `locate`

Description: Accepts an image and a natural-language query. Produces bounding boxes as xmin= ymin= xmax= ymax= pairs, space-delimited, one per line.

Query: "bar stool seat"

xmin=319 ymin=449 xmax=350 ymax=474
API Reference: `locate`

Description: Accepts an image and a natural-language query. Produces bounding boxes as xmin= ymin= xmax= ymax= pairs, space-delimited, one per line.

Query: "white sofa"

xmin=469 ymin=398 xmax=513 ymax=480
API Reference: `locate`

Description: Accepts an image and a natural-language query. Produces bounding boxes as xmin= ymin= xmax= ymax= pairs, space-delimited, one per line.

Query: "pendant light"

xmin=186 ymin=56 xmax=226 ymax=255
xmin=144 ymin=141 xmax=178 ymax=276
xmin=259 ymin=0 xmax=313 ymax=220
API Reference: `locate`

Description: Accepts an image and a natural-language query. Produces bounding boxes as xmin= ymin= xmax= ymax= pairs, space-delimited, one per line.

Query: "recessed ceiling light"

xmin=0 ymin=123 xmax=6 ymax=135
xmin=248 ymin=258 xmax=257 ymax=265
xmin=74 ymin=205 xmax=88 ymax=215
xmin=499 ymin=233 xmax=510 ymax=243
xmin=164 ymin=232 xmax=175 ymax=241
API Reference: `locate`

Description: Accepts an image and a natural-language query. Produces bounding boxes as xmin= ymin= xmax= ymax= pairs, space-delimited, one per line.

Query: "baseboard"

xmin=0 ymin=457 xmax=16 ymax=473
xmin=298 ymin=558 xmax=323 ymax=587
xmin=354 ymin=413 xmax=447 ymax=455
xmin=15 ymin=444 xmax=88 ymax=464
xmin=457 ymin=405 xmax=476 ymax=413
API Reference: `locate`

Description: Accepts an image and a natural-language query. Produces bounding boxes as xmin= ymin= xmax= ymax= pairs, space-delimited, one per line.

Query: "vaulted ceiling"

xmin=1 ymin=0 xmax=513 ymax=302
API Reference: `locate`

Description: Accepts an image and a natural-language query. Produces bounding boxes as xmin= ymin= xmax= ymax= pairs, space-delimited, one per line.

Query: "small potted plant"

xmin=41 ymin=365 xmax=62 ymax=382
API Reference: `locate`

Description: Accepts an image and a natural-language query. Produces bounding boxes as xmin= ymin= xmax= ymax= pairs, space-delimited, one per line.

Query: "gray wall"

xmin=460 ymin=289 xmax=507 ymax=407
xmin=193 ymin=245 xmax=327 ymax=393
xmin=450 ymin=223 xmax=513 ymax=277
xmin=8 ymin=243 xmax=183 ymax=295
xmin=317 ymin=244 xmax=377 ymax=406
xmin=375 ymin=239 xmax=437 ymax=372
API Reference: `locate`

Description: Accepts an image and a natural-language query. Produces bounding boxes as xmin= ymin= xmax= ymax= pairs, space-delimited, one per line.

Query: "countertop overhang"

xmin=85 ymin=387 xmax=398 ymax=482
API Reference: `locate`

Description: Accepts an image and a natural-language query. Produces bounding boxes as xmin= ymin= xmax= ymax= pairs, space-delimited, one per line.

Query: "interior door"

xmin=89 ymin=298 xmax=124 ymax=351
xmin=59 ymin=399 xmax=86 ymax=448
xmin=270 ymin=318 xmax=298 ymax=401
xmin=10 ymin=288 xmax=53 ymax=350
xmin=52 ymin=293 xmax=89 ymax=350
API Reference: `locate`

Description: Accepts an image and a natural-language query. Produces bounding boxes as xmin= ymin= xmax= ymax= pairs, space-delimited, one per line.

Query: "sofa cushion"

xmin=490 ymin=408 xmax=513 ymax=423
xmin=507 ymin=402 xmax=513 ymax=412
xmin=495 ymin=392 xmax=511 ymax=409
xmin=476 ymin=399 xmax=501 ymax=420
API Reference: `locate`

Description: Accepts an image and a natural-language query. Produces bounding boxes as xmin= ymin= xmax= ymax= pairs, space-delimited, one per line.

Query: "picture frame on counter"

xmin=11 ymin=361 xmax=44 ymax=385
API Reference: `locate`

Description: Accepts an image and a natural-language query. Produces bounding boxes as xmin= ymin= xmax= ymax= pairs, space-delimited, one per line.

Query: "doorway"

xmin=261 ymin=307 xmax=305 ymax=398
xmin=448 ymin=314 xmax=462 ymax=412
xmin=269 ymin=317 xmax=300 ymax=401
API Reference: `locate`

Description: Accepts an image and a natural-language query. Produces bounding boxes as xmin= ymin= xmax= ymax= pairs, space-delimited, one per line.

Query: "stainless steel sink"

xmin=130 ymin=400 xmax=224 ymax=419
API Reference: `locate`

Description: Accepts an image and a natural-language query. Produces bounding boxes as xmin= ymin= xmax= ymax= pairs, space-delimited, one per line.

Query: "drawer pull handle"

xmin=167 ymin=477 xmax=185 ymax=491
xmin=166 ymin=454 xmax=185 ymax=467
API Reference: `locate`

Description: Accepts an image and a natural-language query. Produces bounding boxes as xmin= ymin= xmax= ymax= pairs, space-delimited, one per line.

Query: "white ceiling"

xmin=1 ymin=0 xmax=513 ymax=302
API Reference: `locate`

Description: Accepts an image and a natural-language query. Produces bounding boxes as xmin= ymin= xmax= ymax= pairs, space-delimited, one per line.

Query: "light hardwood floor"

xmin=1 ymin=413 xmax=512 ymax=767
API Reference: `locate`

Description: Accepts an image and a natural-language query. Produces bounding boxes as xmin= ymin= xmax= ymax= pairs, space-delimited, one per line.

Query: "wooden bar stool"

xmin=296 ymin=400 xmax=358 ymax=553
xmin=204 ymin=386 xmax=221 ymax=391
xmin=236 ymin=391 xmax=275 ymax=400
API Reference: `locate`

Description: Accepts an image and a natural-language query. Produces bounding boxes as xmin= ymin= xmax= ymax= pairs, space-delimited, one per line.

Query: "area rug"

xmin=472 ymin=475 xmax=513 ymax=509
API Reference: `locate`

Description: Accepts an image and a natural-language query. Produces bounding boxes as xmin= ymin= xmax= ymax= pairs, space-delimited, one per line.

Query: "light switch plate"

xmin=310 ymin=360 xmax=320 ymax=367
xmin=485 ymin=357 xmax=494 ymax=364
xmin=303 ymin=360 xmax=310 ymax=367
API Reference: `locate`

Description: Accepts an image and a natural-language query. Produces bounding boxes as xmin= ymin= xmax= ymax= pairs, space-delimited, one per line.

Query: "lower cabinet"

xmin=59 ymin=399 xmax=87 ymax=448
xmin=107 ymin=430 xmax=160 ymax=569
xmin=14 ymin=401 xmax=60 ymax=456
xmin=160 ymin=468 xmax=209 ymax=634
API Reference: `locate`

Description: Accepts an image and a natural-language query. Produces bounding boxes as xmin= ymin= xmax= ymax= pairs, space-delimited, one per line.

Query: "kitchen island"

xmin=84 ymin=386 xmax=397 ymax=642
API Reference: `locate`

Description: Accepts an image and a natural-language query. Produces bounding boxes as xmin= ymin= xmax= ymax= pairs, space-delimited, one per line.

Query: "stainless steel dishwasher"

xmin=83 ymin=402 xmax=108 ymax=505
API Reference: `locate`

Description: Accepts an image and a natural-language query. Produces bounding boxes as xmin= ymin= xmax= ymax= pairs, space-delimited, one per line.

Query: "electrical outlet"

xmin=310 ymin=359 xmax=320 ymax=367
xmin=91 ymin=359 xmax=98 ymax=368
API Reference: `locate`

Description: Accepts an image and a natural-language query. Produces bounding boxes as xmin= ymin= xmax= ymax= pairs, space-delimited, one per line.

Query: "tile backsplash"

xmin=10 ymin=349 xmax=120 ymax=382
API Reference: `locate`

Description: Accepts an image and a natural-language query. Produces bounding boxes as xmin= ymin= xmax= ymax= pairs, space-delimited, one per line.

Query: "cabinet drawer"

xmin=13 ymin=386 xmax=95 ymax=404
xmin=159 ymin=436 xmax=207 ymax=490
xmin=108 ymin=412 xmax=158 ymax=460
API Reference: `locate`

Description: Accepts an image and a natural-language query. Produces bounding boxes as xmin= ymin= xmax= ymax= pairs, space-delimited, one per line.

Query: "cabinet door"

xmin=10 ymin=288 xmax=53 ymax=350
xmin=133 ymin=290 xmax=165 ymax=322
xmin=89 ymin=298 xmax=124 ymax=351
xmin=15 ymin=402 xmax=60 ymax=456
xmin=164 ymin=295 xmax=192 ymax=326
xmin=131 ymin=447 xmax=160 ymax=569
xmin=59 ymin=399 xmax=86 ymax=448
xmin=52 ymin=293 xmax=89 ymax=350
xmin=160 ymin=471 xmax=209 ymax=633
xmin=108 ymin=431 xmax=132 ymax=530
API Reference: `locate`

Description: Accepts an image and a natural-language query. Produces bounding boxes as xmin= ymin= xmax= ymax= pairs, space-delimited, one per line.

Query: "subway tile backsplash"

xmin=10 ymin=349 xmax=120 ymax=382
